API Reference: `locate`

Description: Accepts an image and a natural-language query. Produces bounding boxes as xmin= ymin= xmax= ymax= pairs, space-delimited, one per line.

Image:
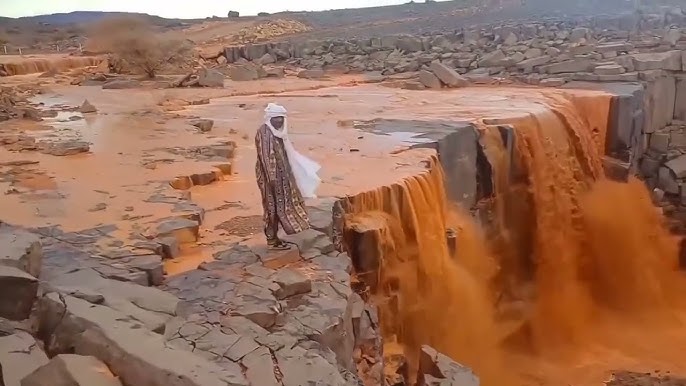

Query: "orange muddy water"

xmin=344 ymin=89 xmax=686 ymax=385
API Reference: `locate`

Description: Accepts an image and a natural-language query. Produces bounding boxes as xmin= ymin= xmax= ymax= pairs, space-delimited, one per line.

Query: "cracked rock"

xmin=21 ymin=354 xmax=122 ymax=386
xmin=242 ymin=346 xmax=279 ymax=386
xmin=0 ymin=331 xmax=49 ymax=386
xmin=37 ymin=293 xmax=249 ymax=386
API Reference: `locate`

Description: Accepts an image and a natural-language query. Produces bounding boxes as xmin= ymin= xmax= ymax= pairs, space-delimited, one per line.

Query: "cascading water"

xmin=343 ymin=89 xmax=686 ymax=386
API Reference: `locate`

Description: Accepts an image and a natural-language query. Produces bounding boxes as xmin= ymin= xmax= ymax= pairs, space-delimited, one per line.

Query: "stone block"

xmin=666 ymin=154 xmax=686 ymax=179
xmin=602 ymin=157 xmax=630 ymax=182
xmin=671 ymin=132 xmax=686 ymax=148
xmin=675 ymin=77 xmax=686 ymax=121
xmin=540 ymin=59 xmax=593 ymax=74
xmin=0 ymin=332 xmax=49 ymax=386
xmin=155 ymin=218 xmax=199 ymax=244
xmin=429 ymin=62 xmax=468 ymax=88
xmin=650 ymin=132 xmax=670 ymax=153
xmin=632 ymin=51 xmax=682 ymax=71
xmin=516 ymin=55 xmax=551 ymax=72
xmin=659 ymin=166 xmax=680 ymax=194
xmin=21 ymin=354 xmax=122 ymax=386
xmin=646 ymin=76 xmax=676 ymax=134
xmin=37 ymin=293 xmax=249 ymax=386
xmin=272 ymin=268 xmax=312 ymax=299
xmin=190 ymin=171 xmax=217 ymax=186
xmin=594 ymin=64 xmax=625 ymax=75
xmin=0 ymin=227 xmax=42 ymax=277
xmin=417 ymin=345 xmax=479 ymax=386
xmin=229 ymin=64 xmax=259 ymax=81
xmin=0 ymin=266 xmax=38 ymax=321
xmin=418 ymin=70 xmax=442 ymax=89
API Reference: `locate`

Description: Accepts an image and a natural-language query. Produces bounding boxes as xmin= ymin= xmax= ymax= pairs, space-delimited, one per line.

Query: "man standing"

xmin=255 ymin=103 xmax=320 ymax=250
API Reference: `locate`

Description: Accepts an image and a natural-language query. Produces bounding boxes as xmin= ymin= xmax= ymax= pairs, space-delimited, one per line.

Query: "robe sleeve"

xmin=256 ymin=127 xmax=277 ymax=182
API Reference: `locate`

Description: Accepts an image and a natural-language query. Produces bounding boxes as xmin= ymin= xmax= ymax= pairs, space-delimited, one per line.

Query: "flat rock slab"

xmin=272 ymin=268 xmax=312 ymax=299
xmin=0 ymin=227 xmax=42 ymax=277
xmin=47 ymin=268 xmax=178 ymax=333
xmin=155 ymin=218 xmax=200 ymax=244
xmin=38 ymin=293 xmax=249 ymax=386
xmin=0 ymin=332 xmax=49 ymax=386
xmin=21 ymin=354 xmax=122 ymax=386
xmin=0 ymin=266 xmax=38 ymax=321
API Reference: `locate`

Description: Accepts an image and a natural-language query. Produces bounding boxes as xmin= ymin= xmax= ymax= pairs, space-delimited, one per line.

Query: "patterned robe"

xmin=255 ymin=124 xmax=310 ymax=242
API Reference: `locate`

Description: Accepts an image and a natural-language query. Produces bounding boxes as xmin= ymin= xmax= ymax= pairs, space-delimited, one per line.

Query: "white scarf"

xmin=264 ymin=103 xmax=321 ymax=198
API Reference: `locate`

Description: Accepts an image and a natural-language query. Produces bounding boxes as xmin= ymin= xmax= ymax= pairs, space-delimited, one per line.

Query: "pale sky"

xmin=1 ymin=0 xmax=426 ymax=19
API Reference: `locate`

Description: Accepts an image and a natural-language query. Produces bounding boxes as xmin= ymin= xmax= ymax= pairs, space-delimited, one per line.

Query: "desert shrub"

xmin=89 ymin=17 xmax=190 ymax=78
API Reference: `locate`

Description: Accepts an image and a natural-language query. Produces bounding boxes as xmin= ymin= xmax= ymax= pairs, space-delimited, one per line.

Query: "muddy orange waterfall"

xmin=343 ymin=87 xmax=686 ymax=386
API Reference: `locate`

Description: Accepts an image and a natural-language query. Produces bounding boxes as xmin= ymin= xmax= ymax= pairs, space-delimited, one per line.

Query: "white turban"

xmin=262 ymin=102 xmax=321 ymax=198
xmin=264 ymin=103 xmax=287 ymax=120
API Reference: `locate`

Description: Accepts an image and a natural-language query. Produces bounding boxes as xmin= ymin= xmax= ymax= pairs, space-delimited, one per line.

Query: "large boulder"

xmin=429 ymin=62 xmax=468 ymax=88
xmin=21 ymin=354 xmax=122 ymax=386
xmin=198 ymin=68 xmax=225 ymax=87
xmin=229 ymin=64 xmax=259 ymax=81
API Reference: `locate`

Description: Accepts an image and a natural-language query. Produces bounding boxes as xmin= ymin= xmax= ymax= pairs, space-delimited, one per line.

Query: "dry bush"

xmin=89 ymin=17 xmax=190 ymax=78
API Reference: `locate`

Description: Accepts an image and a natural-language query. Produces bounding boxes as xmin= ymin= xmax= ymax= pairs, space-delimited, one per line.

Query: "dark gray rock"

xmin=0 ymin=266 xmax=38 ymax=321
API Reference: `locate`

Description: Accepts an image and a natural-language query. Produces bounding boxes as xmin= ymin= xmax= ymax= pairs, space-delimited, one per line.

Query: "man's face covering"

xmin=270 ymin=116 xmax=285 ymax=129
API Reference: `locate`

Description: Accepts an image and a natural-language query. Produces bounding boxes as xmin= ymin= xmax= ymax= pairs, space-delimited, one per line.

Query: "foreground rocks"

xmin=22 ymin=354 xmax=123 ymax=386
xmin=0 ymin=330 xmax=49 ymax=386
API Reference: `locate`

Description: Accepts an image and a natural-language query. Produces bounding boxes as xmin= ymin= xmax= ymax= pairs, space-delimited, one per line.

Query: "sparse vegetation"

xmin=89 ymin=17 xmax=190 ymax=78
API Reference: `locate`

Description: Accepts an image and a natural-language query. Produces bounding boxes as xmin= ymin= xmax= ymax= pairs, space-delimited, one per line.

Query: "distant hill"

xmin=0 ymin=11 xmax=199 ymax=28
